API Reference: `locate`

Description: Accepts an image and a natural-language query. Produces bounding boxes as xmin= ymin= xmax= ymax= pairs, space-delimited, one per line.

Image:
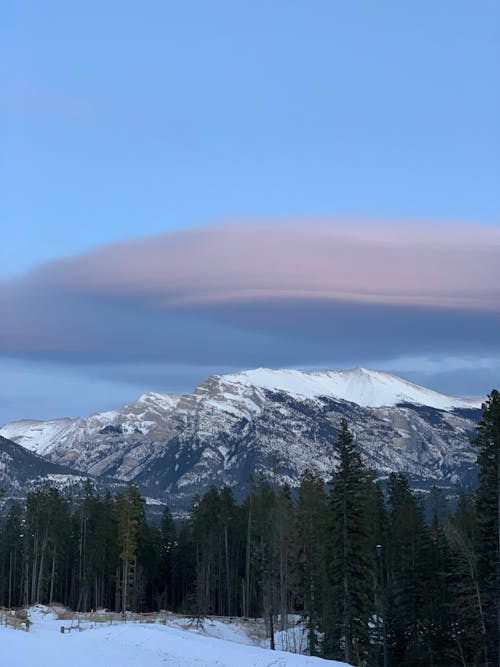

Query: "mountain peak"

xmin=219 ymin=367 xmax=484 ymax=410
xmin=0 ymin=367 xmax=484 ymax=511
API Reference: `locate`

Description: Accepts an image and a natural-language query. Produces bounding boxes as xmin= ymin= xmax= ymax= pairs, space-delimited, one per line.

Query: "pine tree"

xmin=160 ymin=506 xmax=176 ymax=610
xmin=324 ymin=418 xmax=375 ymax=665
xmin=0 ymin=503 xmax=23 ymax=607
xmin=22 ymin=487 xmax=71 ymax=605
xmin=115 ymin=483 xmax=145 ymax=616
xmin=386 ymin=473 xmax=430 ymax=667
xmin=424 ymin=504 xmax=454 ymax=665
xmin=474 ymin=389 xmax=500 ymax=666
xmin=293 ymin=469 xmax=328 ymax=656
xmin=245 ymin=474 xmax=279 ymax=640
xmin=219 ymin=486 xmax=238 ymax=617
xmin=445 ymin=493 xmax=489 ymax=666
xmin=369 ymin=482 xmax=389 ymax=667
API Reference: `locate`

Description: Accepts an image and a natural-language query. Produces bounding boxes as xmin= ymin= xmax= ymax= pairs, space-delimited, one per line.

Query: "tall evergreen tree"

xmin=293 ymin=469 xmax=328 ymax=656
xmin=386 ymin=473 xmax=431 ymax=667
xmin=0 ymin=503 xmax=23 ymax=608
xmin=324 ymin=418 xmax=375 ymax=665
xmin=474 ymin=390 xmax=500 ymax=666
xmin=445 ymin=493 xmax=489 ymax=666
xmin=159 ymin=506 xmax=177 ymax=610
xmin=115 ymin=483 xmax=145 ymax=615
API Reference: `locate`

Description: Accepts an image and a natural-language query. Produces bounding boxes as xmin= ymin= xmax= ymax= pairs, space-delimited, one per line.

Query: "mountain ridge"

xmin=0 ymin=368 xmax=485 ymax=513
xmin=1 ymin=368 xmax=484 ymax=448
xmin=214 ymin=367 xmax=484 ymax=409
xmin=0 ymin=435 xmax=90 ymax=497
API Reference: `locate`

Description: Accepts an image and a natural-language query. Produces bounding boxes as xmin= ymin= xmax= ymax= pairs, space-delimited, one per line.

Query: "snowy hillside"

xmin=0 ymin=391 xmax=181 ymax=457
xmin=0 ymin=605 xmax=350 ymax=667
xmin=222 ymin=367 xmax=484 ymax=410
xmin=0 ymin=435 xmax=91 ymax=496
xmin=0 ymin=368 xmax=484 ymax=511
xmin=0 ymin=368 xmax=482 ymax=458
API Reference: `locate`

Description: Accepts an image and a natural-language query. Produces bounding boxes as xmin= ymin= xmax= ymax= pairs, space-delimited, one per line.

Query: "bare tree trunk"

xmin=279 ymin=536 xmax=288 ymax=632
xmin=115 ymin=566 xmax=120 ymax=613
xmin=245 ymin=508 xmax=251 ymax=617
xmin=343 ymin=490 xmax=351 ymax=665
xmin=36 ymin=528 xmax=49 ymax=603
xmin=445 ymin=522 xmax=489 ymax=666
xmin=269 ymin=607 xmax=275 ymax=650
xmin=122 ymin=560 xmax=128 ymax=618
xmin=23 ymin=546 xmax=30 ymax=606
xmin=8 ymin=551 xmax=13 ymax=609
xmin=30 ymin=535 xmax=38 ymax=603
xmin=49 ymin=550 xmax=56 ymax=605
xmin=224 ymin=525 xmax=230 ymax=616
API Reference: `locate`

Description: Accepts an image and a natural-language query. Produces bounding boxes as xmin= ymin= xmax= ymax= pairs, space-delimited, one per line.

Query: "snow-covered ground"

xmin=0 ymin=606 xmax=350 ymax=667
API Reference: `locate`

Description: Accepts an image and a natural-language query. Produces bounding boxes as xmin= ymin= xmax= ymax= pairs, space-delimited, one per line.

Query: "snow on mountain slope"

xmin=0 ymin=417 xmax=82 ymax=457
xmin=222 ymin=367 xmax=484 ymax=410
xmin=1 ymin=369 xmax=482 ymax=456
xmin=0 ymin=391 xmax=182 ymax=457
xmin=0 ymin=368 xmax=484 ymax=510
xmin=0 ymin=435 xmax=91 ymax=496
xmin=0 ymin=368 xmax=483 ymax=460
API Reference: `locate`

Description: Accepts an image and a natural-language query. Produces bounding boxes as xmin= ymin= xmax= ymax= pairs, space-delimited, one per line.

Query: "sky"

xmin=1 ymin=1 xmax=499 ymax=422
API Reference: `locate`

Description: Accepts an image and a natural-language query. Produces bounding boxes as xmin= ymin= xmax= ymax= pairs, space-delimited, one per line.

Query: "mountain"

xmin=0 ymin=368 xmax=484 ymax=512
xmin=217 ymin=367 xmax=483 ymax=410
xmin=0 ymin=435 xmax=90 ymax=499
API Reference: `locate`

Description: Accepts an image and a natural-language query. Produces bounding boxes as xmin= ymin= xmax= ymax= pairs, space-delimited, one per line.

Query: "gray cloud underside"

xmin=1 ymin=223 xmax=499 ymax=370
xmin=2 ymin=293 xmax=499 ymax=366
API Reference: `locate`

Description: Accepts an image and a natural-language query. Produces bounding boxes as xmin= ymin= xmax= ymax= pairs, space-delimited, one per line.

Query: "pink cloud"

xmin=31 ymin=221 xmax=500 ymax=312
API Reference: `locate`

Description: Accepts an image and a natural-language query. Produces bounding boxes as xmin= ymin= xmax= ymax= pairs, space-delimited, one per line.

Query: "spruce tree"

xmin=474 ymin=389 xmax=500 ymax=666
xmin=386 ymin=473 xmax=431 ymax=667
xmin=294 ymin=469 xmax=328 ymax=656
xmin=0 ymin=503 xmax=23 ymax=607
xmin=160 ymin=507 xmax=176 ymax=610
xmin=115 ymin=483 xmax=145 ymax=615
xmin=445 ymin=493 xmax=489 ymax=666
xmin=324 ymin=418 xmax=374 ymax=665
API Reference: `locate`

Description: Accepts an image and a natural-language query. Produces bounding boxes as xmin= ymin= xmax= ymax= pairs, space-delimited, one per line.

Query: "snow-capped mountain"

xmin=0 ymin=368 xmax=485 ymax=511
xmin=219 ymin=367 xmax=483 ymax=410
xmin=0 ymin=435 xmax=91 ymax=498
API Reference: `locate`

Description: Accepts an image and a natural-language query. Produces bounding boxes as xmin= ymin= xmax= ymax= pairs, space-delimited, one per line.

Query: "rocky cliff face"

xmin=0 ymin=368 xmax=483 ymax=512
xmin=0 ymin=435 xmax=90 ymax=500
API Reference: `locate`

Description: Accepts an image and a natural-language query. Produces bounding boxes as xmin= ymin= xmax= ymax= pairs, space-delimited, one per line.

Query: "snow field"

xmin=223 ymin=367 xmax=483 ymax=410
xmin=0 ymin=606 xmax=351 ymax=667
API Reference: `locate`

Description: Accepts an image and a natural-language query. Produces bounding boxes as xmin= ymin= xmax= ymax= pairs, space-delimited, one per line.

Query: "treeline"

xmin=0 ymin=391 xmax=499 ymax=667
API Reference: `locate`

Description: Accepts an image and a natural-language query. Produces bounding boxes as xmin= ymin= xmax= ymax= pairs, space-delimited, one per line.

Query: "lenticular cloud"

xmin=1 ymin=220 xmax=499 ymax=364
xmin=20 ymin=222 xmax=500 ymax=310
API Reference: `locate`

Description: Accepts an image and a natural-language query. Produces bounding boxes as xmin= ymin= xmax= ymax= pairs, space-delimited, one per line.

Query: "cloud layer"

xmin=15 ymin=222 xmax=500 ymax=306
xmin=1 ymin=221 xmax=499 ymax=370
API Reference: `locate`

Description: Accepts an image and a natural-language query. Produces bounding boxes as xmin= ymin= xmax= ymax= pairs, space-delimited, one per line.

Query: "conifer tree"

xmin=250 ymin=475 xmax=278 ymax=641
xmin=160 ymin=507 xmax=176 ymax=610
xmin=294 ymin=469 xmax=328 ymax=656
xmin=0 ymin=503 xmax=23 ymax=608
xmin=324 ymin=418 xmax=374 ymax=665
xmin=445 ymin=493 xmax=489 ymax=666
xmin=219 ymin=486 xmax=239 ymax=616
xmin=115 ymin=483 xmax=145 ymax=615
xmin=474 ymin=389 xmax=500 ymax=666
xmin=386 ymin=473 xmax=430 ymax=666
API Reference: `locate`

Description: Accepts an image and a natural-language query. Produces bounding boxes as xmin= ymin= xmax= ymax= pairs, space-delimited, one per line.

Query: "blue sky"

xmin=1 ymin=1 xmax=499 ymax=421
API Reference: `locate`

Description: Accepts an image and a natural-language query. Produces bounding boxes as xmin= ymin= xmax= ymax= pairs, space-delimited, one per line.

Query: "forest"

xmin=0 ymin=390 xmax=498 ymax=667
